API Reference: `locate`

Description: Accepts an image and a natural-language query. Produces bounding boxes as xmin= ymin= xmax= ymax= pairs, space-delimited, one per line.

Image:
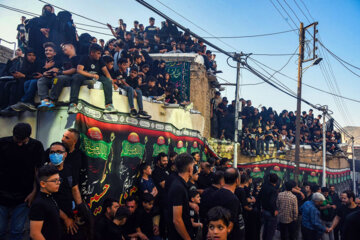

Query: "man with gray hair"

xmin=300 ymin=192 xmax=329 ymax=240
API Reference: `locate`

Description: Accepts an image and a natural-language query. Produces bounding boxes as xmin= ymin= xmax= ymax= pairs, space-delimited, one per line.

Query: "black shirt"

xmin=95 ymin=215 xmax=124 ymax=240
xmin=78 ymin=56 xmax=105 ymax=75
xmin=125 ymin=76 xmax=140 ymax=89
xmin=53 ymin=163 xmax=78 ymax=217
xmin=61 ymin=55 xmax=80 ymax=71
xmin=123 ymin=209 xmax=141 ymax=235
xmin=152 ymin=165 xmax=169 ymax=203
xmin=342 ymin=210 xmax=360 ymax=240
xmin=168 ymin=175 xmax=193 ymax=240
xmin=138 ymin=206 xmax=159 ymax=238
xmin=199 ymin=185 xmax=219 ymax=221
xmin=336 ymin=205 xmax=360 ymax=232
xmin=0 ymin=137 xmax=44 ymax=206
xmin=39 ymin=57 xmax=62 ymax=74
xmin=29 ymin=192 xmax=61 ymax=240
xmin=259 ymin=182 xmax=278 ymax=214
xmin=211 ymin=188 xmax=244 ymax=240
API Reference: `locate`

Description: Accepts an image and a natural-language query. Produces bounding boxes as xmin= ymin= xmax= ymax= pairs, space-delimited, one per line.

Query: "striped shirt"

xmin=277 ymin=190 xmax=298 ymax=223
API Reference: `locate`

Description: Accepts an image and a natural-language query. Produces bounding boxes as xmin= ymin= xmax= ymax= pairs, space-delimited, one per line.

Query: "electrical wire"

xmin=283 ymin=0 xmax=302 ymax=23
xmin=269 ymin=0 xmax=298 ymax=33
xmin=202 ymin=29 xmax=297 ymax=39
xmin=153 ymin=0 xmax=239 ymax=52
xmin=292 ymin=0 xmax=311 ymax=23
xmin=248 ymin=57 xmax=360 ymax=103
xmin=275 ymin=0 xmax=299 ymax=29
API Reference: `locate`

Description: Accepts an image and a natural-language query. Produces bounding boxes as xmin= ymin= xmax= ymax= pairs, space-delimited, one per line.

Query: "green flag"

xmin=80 ymin=133 xmax=112 ymax=161
xmin=121 ymin=140 xmax=145 ymax=159
xmin=153 ymin=144 xmax=169 ymax=157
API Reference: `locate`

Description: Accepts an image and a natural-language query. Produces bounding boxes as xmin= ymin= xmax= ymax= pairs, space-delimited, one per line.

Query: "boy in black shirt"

xmin=264 ymin=125 xmax=273 ymax=155
xmin=256 ymin=127 xmax=265 ymax=156
xmin=68 ymin=43 xmax=116 ymax=114
xmin=103 ymin=206 xmax=130 ymax=240
xmin=138 ymin=193 xmax=161 ymax=239
xmin=37 ymin=42 xmax=79 ymax=111
xmin=116 ymin=63 xmax=151 ymax=118
xmin=29 ymin=165 xmax=61 ymax=240
xmin=142 ymin=76 xmax=159 ymax=97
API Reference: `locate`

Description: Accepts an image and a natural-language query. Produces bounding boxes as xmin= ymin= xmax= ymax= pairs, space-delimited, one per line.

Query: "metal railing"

xmin=0 ymin=38 xmax=16 ymax=58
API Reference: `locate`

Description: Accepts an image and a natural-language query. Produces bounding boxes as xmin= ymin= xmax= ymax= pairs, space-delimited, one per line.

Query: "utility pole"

xmin=352 ymin=138 xmax=357 ymax=195
xmin=321 ymin=106 xmax=328 ymax=187
xmin=233 ymin=56 xmax=241 ymax=168
xmin=294 ymin=22 xmax=305 ymax=184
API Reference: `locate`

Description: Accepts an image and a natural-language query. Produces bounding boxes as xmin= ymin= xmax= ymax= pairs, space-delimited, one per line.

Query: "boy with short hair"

xmin=103 ymin=206 xmax=130 ymax=240
xmin=138 ymin=193 xmax=161 ymax=239
xmin=116 ymin=61 xmax=151 ymax=118
xmin=29 ymin=165 xmax=61 ymax=240
xmin=68 ymin=43 xmax=116 ymax=114
xmin=207 ymin=206 xmax=232 ymax=240
xmin=189 ymin=190 xmax=203 ymax=239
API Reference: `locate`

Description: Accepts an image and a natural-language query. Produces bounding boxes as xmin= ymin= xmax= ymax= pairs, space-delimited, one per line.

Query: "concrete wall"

xmin=0 ymin=45 xmax=13 ymax=63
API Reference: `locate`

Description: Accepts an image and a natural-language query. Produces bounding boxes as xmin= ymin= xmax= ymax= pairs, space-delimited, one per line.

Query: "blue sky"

xmin=1 ymin=0 xmax=359 ymax=127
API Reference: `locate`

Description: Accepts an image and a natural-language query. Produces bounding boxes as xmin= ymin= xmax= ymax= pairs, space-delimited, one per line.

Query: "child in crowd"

xmin=138 ymin=193 xmax=161 ymax=240
xmin=189 ymin=190 xmax=203 ymax=239
xmin=188 ymin=167 xmax=200 ymax=192
xmin=255 ymin=127 xmax=265 ymax=156
xmin=104 ymin=206 xmax=130 ymax=240
xmin=139 ymin=163 xmax=158 ymax=197
xmin=207 ymin=206 xmax=232 ymax=240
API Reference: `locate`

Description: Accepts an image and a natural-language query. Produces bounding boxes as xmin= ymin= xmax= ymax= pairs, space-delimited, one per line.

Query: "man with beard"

xmin=329 ymin=190 xmax=360 ymax=238
xmin=152 ymin=152 xmax=169 ymax=237
xmin=328 ymin=185 xmax=341 ymax=240
xmin=95 ymin=198 xmax=120 ymax=240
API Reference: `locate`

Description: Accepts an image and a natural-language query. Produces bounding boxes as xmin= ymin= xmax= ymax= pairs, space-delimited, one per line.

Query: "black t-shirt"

xmin=342 ymin=210 xmax=360 ymax=240
xmin=94 ymin=215 xmax=113 ymax=240
xmin=39 ymin=57 xmax=62 ymax=74
xmin=336 ymin=205 xmax=360 ymax=232
xmin=53 ymin=163 xmax=78 ymax=217
xmin=138 ymin=206 xmax=159 ymax=238
xmin=152 ymin=166 xmax=169 ymax=203
xmin=145 ymin=26 xmax=158 ymax=40
xmin=61 ymin=55 xmax=80 ymax=71
xmin=199 ymin=185 xmax=219 ymax=221
xmin=187 ymin=181 xmax=198 ymax=193
xmin=78 ymin=56 xmax=105 ymax=75
xmin=123 ymin=209 xmax=141 ymax=235
xmin=235 ymin=187 xmax=248 ymax=210
xmin=168 ymin=175 xmax=193 ymax=240
xmin=0 ymin=137 xmax=44 ymax=206
xmin=29 ymin=192 xmax=61 ymax=240
xmin=125 ymin=76 xmax=140 ymax=89
xmin=211 ymin=188 xmax=244 ymax=240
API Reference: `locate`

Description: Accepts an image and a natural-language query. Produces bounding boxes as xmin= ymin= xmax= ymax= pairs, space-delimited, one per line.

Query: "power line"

xmin=269 ymin=0 xmax=298 ymax=32
xmin=283 ymin=0 xmax=302 ymax=23
xmin=275 ymin=0 xmax=299 ymax=29
xmin=293 ymin=0 xmax=311 ymax=23
xmin=202 ymin=29 xmax=297 ymax=39
xmin=153 ymin=0 xmax=239 ymax=52
xmin=248 ymin=57 xmax=360 ymax=104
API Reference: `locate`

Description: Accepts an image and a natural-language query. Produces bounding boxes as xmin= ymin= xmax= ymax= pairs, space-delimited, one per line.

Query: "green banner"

xmin=153 ymin=143 xmax=169 ymax=157
xmin=80 ymin=133 xmax=112 ymax=161
xmin=120 ymin=140 xmax=145 ymax=159
xmin=165 ymin=61 xmax=191 ymax=101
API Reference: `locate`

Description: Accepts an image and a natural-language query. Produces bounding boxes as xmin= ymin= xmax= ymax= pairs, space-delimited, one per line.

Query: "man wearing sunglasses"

xmin=47 ymin=142 xmax=88 ymax=238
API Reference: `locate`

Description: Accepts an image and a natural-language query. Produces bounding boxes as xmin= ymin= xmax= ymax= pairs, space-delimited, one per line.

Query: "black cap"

xmin=130 ymin=66 xmax=138 ymax=72
xmin=149 ymin=17 xmax=155 ymax=21
xmin=206 ymin=50 xmax=212 ymax=55
xmin=222 ymin=97 xmax=228 ymax=101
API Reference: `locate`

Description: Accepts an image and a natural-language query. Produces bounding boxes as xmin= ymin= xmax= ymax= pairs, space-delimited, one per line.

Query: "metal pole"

xmin=233 ymin=60 xmax=241 ymax=168
xmin=352 ymin=138 xmax=356 ymax=195
xmin=294 ymin=22 xmax=304 ymax=184
xmin=322 ymin=108 xmax=327 ymax=187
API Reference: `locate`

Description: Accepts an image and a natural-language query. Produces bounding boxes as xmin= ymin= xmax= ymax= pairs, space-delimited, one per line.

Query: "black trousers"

xmin=301 ymin=226 xmax=320 ymax=240
xmin=279 ymin=221 xmax=297 ymax=240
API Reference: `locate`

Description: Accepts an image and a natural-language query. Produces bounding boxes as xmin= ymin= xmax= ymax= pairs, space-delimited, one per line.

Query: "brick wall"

xmin=0 ymin=45 xmax=14 ymax=63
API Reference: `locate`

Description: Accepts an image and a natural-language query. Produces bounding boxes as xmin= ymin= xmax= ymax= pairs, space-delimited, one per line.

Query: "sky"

xmin=1 ymin=0 xmax=359 ymax=128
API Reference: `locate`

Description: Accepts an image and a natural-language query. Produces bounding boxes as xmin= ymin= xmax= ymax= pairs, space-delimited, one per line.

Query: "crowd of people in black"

xmin=1 ymin=4 xmax=218 ymax=117
xmin=1 ymin=123 xmax=359 ymax=240
xmin=210 ymin=92 xmax=344 ymax=157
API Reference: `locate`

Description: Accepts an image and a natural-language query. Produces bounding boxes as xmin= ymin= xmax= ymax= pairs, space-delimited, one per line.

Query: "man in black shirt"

xmin=123 ymin=196 xmax=148 ymax=239
xmin=168 ymin=153 xmax=195 ymax=240
xmin=16 ymin=16 xmax=26 ymax=50
xmin=197 ymin=162 xmax=215 ymax=191
xmin=68 ymin=43 xmax=116 ymax=114
xmin=210 ymin=168 xmax=244 ymax=240
xmin=37 ymin=42 xmax=79 ymax=111
xmin=138 ymin=193 xmax=160 ymax=239
xmin=259 ymin=173 xmax=279 ymax=240
xmin=116 ymin=64 xmax=151 ymax=118
xmin=0 ymin=123 xmax=44 ymax=240
xmin=29 ymin=165 xmax=61 ymax=240
xmin=342 ymin=209 xmax=360 ymax=240
xmin=329 ymin=190 xmax=360 ymax=238
xmin=145 ymin=17 xmax=159 ymax=43
xmin=142 ymin=76 xmax=160 ymax=97
xmin=94 ymin=198 xmax=120 ymax=240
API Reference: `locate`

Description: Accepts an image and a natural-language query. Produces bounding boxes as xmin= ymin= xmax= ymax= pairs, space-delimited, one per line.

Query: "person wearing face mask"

xmin=47 ymin=142 xmax=91 ymax=239
xmin=0 ymin=123 xmax=44 ymax=240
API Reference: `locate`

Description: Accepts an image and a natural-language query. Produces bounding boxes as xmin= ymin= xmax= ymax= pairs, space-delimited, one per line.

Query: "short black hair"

xmin=169 ymin=152 xmax=178 ymax=158
xmin=66 ymin=128 xmax=80 ymax=141
xmin=43 ymin=42 xmax=56 ymax=52
xmin=213 ymin=170 xmax=224 ymax=185
xmin=139 ymin=162 xmax=151 ymax=174
xmin=207 ymin=206 xmax=231 ymax=227
xmin=310 ymin=184 xmax=320 ymax=193
xmin=125 ymin=195 xmax=137 ymax=205
xmin=38 ymin=165 xmax=59 ymax=182
xmin=114 ymin=206 xmax=130 ymax=220
xmin=175 ymin=153 xmax=194 ymax=174
xmin=89 ymin=43 xmax=103 ymax=53
xmin=102 ymin=55 xmax=114 ymax=64
xmin=142 ymin=193 xmax=155 ymax=203
xmin=103 ymin=198 xmax=118 ymax=212
xmin=13 ymin=123 xmax=31 ymax=140
xmin=49 ymin=141 xmax=68 ymax=152
xmin=321 ymin=187 xmax=329 ymax=193
xmin=269 ymin=173 xmax=278 ymax=184
xmin=342 ymin=190 xmax=355 ymax=201
xmin=224 ymin=168 xmax=239 ymax=185
xmin=99 ymin=39 xmax=104 ymax=43
xmin=285 ymin=181 xmax=296 ymax=191
xmin=149 ymin=17 xmax=155 ymax=21
xmin=142 ymin=63 xmax=150 ymax=69
xmin=191 ymin=152 xmax=200 ymax=157
xmin=220 ymin=158 xmax=229 ymax=166
xmin=148 ymin=76 xmax=156 ymax=82
xmin=240 ymin=173 xmax=247 ymax=184
xmin=118 ymin=58 xmax=128 ymax=65
xmin=189 ymin=189 xmax=199 ymax=199
xmin=157 ymin=152 xmax=167 ymax=162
